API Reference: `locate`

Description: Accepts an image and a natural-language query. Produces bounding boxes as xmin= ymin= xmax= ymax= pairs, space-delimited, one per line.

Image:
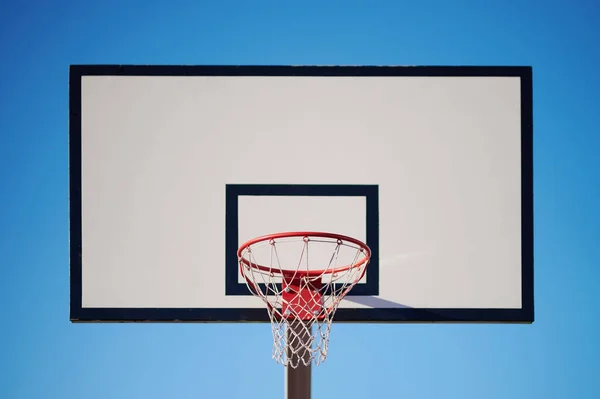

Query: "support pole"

xmin=285 ymin=320 xmax=311 ymax=399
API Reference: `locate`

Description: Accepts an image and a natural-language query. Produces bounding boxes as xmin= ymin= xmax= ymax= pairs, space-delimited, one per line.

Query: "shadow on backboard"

xmin=343 ymin=296 xmax=410 ymax=308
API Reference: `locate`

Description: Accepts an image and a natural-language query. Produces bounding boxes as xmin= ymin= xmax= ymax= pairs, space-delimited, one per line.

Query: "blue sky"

xmin=1 ymin=1 xmax=599 ymax=398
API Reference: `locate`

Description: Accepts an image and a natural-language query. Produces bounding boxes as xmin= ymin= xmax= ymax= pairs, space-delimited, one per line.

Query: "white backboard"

xmin=70 ymin=65 xmax=533 ymax=323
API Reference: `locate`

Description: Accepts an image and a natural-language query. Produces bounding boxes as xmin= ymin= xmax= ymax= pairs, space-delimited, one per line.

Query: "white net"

xmin=238 ymin=233 xmax=370 ymax=368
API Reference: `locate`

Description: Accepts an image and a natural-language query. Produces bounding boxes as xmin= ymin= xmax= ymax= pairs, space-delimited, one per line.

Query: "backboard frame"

xmin=69 ymin=65 xmax=533 ymax=323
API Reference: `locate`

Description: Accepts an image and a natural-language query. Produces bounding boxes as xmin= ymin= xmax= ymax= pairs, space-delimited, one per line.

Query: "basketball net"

xmin=238 ymin=232 xmax=370 ymax=368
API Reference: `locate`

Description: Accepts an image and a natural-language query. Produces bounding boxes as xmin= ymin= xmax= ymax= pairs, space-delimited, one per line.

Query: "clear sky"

xmin=1 ymin=1 xmax=599 ymax=398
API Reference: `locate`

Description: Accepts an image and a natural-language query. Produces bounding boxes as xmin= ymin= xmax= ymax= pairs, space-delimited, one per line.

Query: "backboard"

xmin=69 ymin=65 xmax=533 ymax=323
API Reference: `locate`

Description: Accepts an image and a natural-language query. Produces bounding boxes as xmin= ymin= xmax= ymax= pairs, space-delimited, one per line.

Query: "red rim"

xmin=237 ymin=231 xmax=371 ymax=278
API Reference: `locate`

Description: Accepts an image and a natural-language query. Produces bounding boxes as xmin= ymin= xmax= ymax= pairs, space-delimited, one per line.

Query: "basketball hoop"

xmin=238 ymin=231 xmax=371 ymax=368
